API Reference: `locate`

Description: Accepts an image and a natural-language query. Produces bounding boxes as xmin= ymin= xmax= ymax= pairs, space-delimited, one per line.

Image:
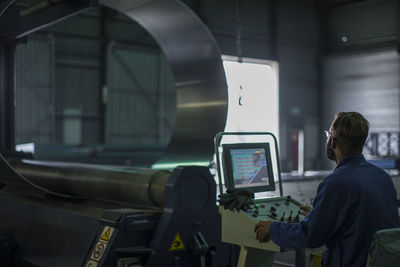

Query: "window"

xmin=222 ymin=57 xmax=279 ymax=143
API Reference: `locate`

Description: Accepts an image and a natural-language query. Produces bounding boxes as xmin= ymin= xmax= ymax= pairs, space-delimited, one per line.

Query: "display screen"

xmin=230 ymin=148 xmax=270 ymax=188
xmin=222 ymin=142 xmax=275 ymax=193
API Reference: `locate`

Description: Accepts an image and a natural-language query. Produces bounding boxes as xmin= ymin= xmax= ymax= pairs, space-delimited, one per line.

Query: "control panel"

xmin=219 ymin=196 xmax=304 ymax=252
xmin=245 ymin=196 xmax=304 ymax=223
xmin=214 ymin=133 xmax=306 ymax=266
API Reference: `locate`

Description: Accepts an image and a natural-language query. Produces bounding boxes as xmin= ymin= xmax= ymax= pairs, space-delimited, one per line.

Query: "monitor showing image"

xmin=222 ymin=143 xmax=275 ymax=193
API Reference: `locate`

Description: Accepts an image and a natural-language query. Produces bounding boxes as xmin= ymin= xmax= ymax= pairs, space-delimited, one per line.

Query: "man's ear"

xmin=331 ymin=137 xmax=337 ymax=149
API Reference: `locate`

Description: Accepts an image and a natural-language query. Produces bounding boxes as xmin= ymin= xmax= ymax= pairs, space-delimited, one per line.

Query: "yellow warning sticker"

xmin=100 ymin=226 xmax=115 ymax=243
xmin=169 ymin=232 xmax=186 ymax=251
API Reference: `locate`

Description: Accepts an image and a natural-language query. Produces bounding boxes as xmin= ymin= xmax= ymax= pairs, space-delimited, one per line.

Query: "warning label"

xmin=90 ymin=241 xmax=107 ymax=261
xmin=85 ymin=260 xmax=98 ymax=267
xmin=169 ymin=233 xmax=186 ymax=251
xmin=100 ymin=226 xmax=115 ymax=243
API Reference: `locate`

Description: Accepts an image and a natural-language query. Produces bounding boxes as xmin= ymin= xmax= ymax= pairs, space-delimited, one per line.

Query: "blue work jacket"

xmin=269 ymin=155 xmax=400 ymax=267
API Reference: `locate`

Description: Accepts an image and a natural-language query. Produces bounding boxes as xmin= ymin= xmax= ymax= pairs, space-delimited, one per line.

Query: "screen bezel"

xmin=222 ymin=142 xmax=275 ymax=193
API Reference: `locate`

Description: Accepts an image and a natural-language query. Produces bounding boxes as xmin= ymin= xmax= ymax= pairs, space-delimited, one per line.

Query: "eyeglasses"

xmin=324 ymin=130 xmax=332 ymax=138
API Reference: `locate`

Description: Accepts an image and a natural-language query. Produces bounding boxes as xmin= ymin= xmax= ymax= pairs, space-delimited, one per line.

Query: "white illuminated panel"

xmin=222 ymin=59 xmax=279 ymax=143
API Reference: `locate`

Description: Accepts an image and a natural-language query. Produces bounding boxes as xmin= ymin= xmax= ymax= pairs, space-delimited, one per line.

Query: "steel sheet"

xmin=100 ymin=0 xmax=228 ymax=166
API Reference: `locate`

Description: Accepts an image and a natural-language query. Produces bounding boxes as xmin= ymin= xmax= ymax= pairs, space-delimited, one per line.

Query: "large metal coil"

xmin=2 ymin=159 xmax=170 ymax=208
xmin=99 ymin=0 xmax=228 ymax=166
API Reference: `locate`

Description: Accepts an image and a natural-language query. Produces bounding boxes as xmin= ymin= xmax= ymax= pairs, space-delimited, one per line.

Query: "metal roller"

xmin=2 ymin=159 xmax=170 ymax=208
xmin=99 ymin=0 xmax=228 ymax=166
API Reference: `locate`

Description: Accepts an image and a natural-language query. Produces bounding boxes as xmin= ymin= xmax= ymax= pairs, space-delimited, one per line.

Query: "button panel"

xmin=245 ymin=196 xmax=304 ymax=223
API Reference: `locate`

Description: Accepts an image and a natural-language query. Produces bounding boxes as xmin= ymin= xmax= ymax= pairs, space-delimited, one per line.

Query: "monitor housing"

xmin=222 ymin=142 xmax=275 ymax=193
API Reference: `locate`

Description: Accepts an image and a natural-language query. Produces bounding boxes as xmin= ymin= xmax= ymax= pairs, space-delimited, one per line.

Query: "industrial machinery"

xmin=0 ymin=155 xmax=231 ymax=267
xmin=0 ymin=0 xmax=233 ymax=265
xmin=0 ymin=0 xmax=237 ymax=265
xmin=215 ymin=132 xmax=305 ymax=267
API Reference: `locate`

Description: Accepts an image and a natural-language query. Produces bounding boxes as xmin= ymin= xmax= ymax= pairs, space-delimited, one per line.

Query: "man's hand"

xmin=218 ymin=189 xmax=254 ymax=211
xmin=299 ymin=206 xmax=312 ymax=216
xmin=254 ymin=221 xmax=274 ymax=242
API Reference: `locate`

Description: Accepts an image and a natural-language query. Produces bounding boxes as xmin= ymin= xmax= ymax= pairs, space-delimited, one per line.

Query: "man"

xmin=254 ymin=112 xmax=400 ymax=267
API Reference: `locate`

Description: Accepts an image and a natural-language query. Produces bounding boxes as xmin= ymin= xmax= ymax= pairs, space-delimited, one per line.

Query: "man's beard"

xmin=326 ymin=140 xmax=336 ymax=161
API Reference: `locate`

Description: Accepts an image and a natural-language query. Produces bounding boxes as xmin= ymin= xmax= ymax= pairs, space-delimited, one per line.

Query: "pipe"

xmin=20 ymin=0 xmax=63 ymax=18
xmin=3 ymin=159 xmax=170 ymax=208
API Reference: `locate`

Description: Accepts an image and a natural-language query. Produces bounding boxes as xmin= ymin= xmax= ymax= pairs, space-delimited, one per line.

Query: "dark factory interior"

xmin=0 ymin=0 xmax=399 ymax=266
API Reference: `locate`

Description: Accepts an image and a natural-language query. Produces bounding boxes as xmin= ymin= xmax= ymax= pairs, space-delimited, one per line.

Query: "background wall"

xmin=193 ymin=0 xmax=321 ymax=171
xmin=320 ymin=0 xmax=400 ymax=168
xmin=15 ymin=7 xmax=176 ymax=151
xmin=15 ymin=35 xmax=54 ymax=145
xmin=13 ymin=0 xmax=400 ymax=171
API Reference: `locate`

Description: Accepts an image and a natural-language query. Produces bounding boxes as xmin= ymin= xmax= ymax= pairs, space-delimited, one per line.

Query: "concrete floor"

xmin=272 ymin=247 xmax=325 ymax=267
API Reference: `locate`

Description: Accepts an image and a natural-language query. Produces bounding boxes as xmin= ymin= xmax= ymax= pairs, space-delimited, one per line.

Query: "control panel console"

xmin=219 ymin=195 xmax=304 ymax=252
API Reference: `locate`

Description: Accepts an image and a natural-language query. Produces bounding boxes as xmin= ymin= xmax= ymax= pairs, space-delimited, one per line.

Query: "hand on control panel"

xmin=254 ymin=221 xmax=274 ymax=242
xmin=218 ymin=189 xmax=254 ymax=211
xmin=299 ymin=206 xmax=312 ymax=216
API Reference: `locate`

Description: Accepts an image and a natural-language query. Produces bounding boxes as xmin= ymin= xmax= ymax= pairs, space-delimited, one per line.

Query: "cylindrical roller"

xmin=2 ymin=159 xmax=170 ymax=208
xmin=99 ymin=0 xmax=228 ymax=167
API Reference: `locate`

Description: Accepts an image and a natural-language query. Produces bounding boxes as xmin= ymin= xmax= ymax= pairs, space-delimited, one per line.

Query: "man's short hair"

xmin=332 ymin=112 xmax=370 ymax=155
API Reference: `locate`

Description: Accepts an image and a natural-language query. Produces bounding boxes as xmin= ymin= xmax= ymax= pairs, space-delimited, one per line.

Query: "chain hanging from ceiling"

xmin=235 ymin=0 xmax=243 ymax=63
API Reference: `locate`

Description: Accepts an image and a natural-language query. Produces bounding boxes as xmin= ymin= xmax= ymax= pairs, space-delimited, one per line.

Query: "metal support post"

xmin=295 ymin=249 xmax=306 ymax=267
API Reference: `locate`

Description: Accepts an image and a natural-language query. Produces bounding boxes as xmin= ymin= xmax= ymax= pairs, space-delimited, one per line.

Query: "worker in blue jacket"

xmin=255 ymin=112 xmax=400 ymax=267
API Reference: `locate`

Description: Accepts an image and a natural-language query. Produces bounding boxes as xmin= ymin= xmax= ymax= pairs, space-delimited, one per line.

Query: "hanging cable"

xmin=235 ymin=0 xmax=243 ymax=63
